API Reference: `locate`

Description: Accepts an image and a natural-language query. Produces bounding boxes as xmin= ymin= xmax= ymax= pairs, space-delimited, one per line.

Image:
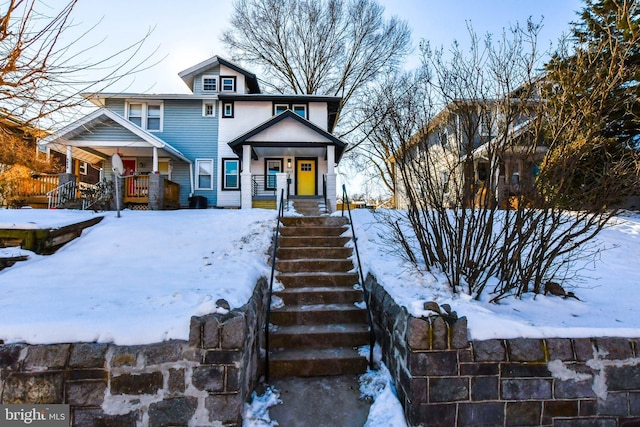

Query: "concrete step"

xmin=279 ymin=225 xmax=347 ymax=237
xmin=266 ymin=347 xmax=368 ymax=377
xmin=275 ymin=286 xmax=363 ymax=305
xmin=279 ymin=236 xmax=350 ymax=248
xmin=275 ymin=259 xmax=354 ymax=273
xmin=276 ymin=272 xmax=360 ymax=288
xmin=270 ymin=303 xmax=367 ymax=325
xmin=281 ymin=216 xmax=348 ymax=227
xmin=270 ymin=324 xmax=370 ymax=349
xmin=277 ymin=247 xmax=353 ymax=260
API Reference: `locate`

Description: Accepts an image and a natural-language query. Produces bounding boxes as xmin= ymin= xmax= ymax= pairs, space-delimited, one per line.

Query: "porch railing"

xmin=251 ymin=175 xmax=276 ymax=198
xmin=124 ymin=175 xmax=149 ymax=203
xmin=14 ymin=174 xmax=59 ymax=197
xmin=47 ymin=181 xmax=78 ymax=209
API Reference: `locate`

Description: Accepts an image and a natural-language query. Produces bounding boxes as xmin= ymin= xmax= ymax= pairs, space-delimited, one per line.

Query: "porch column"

xmin=276 ymin=173 xmax=288 ymax=209
xmin=325 ymin=145 xmax=337 ymax=212
xmin=66 ymin=146 xmax=73 ymax=174
xmin=241 ymin=144 xmax=252 ymax=209
xmin=148 ymin=173 xmax=164 ymax=210
xmin=152 ymin=147 xmax=159 ymax=173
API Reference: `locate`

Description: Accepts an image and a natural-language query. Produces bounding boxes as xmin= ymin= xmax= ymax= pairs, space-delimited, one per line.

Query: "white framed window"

xmin=127 ymin=103 xmax=142 ymax=126
xmin=222 ymin=101 xmax=234 ymax=118
xmin=222 ymin=158 xmax=240 ymax=190
xmin=274 ymin=104 xmax=288 ymax=115
xmin=202 ymin=75 xmax=218 ymax=92
xmin=146 ymin=104 xmax=161 ymax=131
xmin=79 ymin=162 xmax=88 ymax=176
xmin=221 ymin=76 xmax=236 ymax=92
xmin=196 ymin=159 xmax=214 ymax=190
xmin=203 ymin=101 xmax=216 ymax=117
xmin=292 ymin=104 xmax=307 ymax=118
xmin=126 ymin=101 xmax=163 ymax=131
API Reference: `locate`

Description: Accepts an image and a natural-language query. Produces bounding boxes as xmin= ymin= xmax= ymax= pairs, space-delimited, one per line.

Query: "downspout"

xmin=189 ymin=162 xmax=194 ymax=198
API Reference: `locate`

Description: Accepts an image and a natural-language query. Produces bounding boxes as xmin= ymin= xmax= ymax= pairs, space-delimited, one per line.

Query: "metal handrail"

xmin=341 ymin=184 xmax=375 ymax=369
xmin=265 ymin=188 xmax=286 ymax=381
xmin=47 ymin=180 xmax=78 ymax=209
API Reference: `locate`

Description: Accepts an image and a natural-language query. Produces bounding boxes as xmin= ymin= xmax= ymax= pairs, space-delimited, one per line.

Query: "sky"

xmin=42 ymin=0 xmax=584 ymax=94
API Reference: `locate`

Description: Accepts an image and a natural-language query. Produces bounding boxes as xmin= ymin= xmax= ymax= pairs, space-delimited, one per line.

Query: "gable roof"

xmin=227 ymin=109 xmax=347 ymax=160
xmin=40 ymin=108 xmax=191 ymax=164
xmin=178 ymin=56 xmax=261 ymax=94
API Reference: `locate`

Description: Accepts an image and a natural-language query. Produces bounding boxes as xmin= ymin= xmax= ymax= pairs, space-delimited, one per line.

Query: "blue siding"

xmin=159 ymin=99 xmax=219 ymax=207
xmin=193 ymin=66 xmax=220 ymax=95
xmin=105 ymin=99 xmax=125 ymax=115
xmin=70 ymin=118 xmax=143 ymax=141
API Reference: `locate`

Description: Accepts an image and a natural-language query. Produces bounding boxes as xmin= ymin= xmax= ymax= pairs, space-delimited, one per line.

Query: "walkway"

xmin=264 ymin=197 xmax=373 ymax=426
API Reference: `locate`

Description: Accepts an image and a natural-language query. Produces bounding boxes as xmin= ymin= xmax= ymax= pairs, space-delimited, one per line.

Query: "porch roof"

xmin=227 ymin=109 xmax=347 ymax=161
xmin=39 ymin=108 xmax=192 ymax=165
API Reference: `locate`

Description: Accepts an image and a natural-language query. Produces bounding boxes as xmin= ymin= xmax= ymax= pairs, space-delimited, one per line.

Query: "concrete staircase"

xmin=267 ymin=214 xmax=370 ymax=378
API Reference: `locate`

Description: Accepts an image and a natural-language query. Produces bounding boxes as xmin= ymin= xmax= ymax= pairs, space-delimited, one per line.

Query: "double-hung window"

xmin=196 ymin=159 xmax=214 ymax=190
xmin=146 ymin=105 xmax=161 ymax=131
xmin=128 ymin=103 xmax=143 ymax=127
xmin=126 ymin=102 xmax=163 ymax=131
xmin=222 ymin=159 xmax=240 ymax=190
xmin=221 ymin=76 xmax=236 ymax=92
xmin=202 ymin=75 xmax=218 ymax=92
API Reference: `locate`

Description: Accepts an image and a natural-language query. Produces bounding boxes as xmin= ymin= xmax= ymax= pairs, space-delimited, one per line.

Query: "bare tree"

xmin=221 ymin=0 xmax=411 ymax=137
xmin=375 ymin=10 xmax=639 ymax=303
xmin=0 ymin=0 xmax=159 ymax=128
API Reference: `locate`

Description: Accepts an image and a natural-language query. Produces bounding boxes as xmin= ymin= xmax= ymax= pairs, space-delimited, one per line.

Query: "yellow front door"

xmin=296 ymin=159 xmax=316 ymax=195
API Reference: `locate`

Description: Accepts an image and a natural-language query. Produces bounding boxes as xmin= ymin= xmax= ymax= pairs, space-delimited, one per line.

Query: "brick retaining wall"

xmin=365 ymin=273 xmax=640 ymax=427
xmin=0 ymin=277 xmax=268 ymax=426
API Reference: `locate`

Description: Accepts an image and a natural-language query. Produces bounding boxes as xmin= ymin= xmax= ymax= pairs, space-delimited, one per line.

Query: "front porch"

xmin=39 ymin=108 xmax=193 ymax=210
xmin=227 ymin=110 xmax=346 ymax=211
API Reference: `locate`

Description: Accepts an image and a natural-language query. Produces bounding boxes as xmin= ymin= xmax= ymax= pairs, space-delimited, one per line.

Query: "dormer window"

xmin=221 ymin=76 xmax=236 ymax=92
xmin=202 ymin=75 xmax=218 ymax=92
xmin=274 ymin=104 xmax=288 ymax=115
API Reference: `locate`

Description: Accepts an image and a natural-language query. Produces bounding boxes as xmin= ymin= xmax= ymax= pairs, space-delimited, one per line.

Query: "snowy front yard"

xmin=0 ymin=208 xmax=275 ymax=345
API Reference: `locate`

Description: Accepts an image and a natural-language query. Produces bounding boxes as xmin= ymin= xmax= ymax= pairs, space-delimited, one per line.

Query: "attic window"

xmin=203 ymin=75 xmax=218 ymax=92
xmin=274 ymin=104 xmax=288 ymax=115
xmin=221 ymin=76 xmax=236 ymax=92
xmin=293 ymin=104 xmax=307 ymax=118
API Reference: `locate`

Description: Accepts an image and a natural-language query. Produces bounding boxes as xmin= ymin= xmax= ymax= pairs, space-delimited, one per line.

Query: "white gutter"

xmin=189 ymin=163 xmax=195 ymax=197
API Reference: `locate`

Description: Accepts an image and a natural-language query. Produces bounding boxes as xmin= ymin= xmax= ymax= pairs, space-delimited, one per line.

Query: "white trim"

xmin=202 ymin=100 xmax=216 ymax=117
xmin=221 ymin=77 xmax=236 ymax=92
xmin=222 ymin=158 xmax=240 ymax=190
xmin=195 ymin=158 xmax=215 ymax=190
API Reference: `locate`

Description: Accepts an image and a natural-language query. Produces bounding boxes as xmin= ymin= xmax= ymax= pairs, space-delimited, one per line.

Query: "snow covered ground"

xmin=349 ymin=208 xmax=640 ymax=341
xmin=1 ymin=206 xmax=638 ymax=426
xmin=0 ymin=208 xmax=275 ymax=345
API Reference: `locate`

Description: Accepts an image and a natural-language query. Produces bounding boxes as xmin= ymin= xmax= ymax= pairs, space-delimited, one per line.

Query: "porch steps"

xmin=266 ymin=215 xmax=369 ymax=378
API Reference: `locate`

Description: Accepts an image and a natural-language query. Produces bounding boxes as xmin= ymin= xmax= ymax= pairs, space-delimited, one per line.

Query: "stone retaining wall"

xmin=0 ymin=277 xmax=268 ymax=426
xmin=365 ymin=273 xmax=640 ymax=427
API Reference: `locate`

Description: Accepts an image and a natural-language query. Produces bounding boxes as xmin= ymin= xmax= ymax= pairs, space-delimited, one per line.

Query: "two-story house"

xmin=394 ymin=96 xmax=544 ymax=210
xmin=40 ymin=56 xmax=346 ymax=210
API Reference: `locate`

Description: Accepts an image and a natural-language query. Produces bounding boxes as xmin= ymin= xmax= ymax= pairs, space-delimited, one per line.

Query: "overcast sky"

xmin=42 ymin=0 xmax=583 ymax=94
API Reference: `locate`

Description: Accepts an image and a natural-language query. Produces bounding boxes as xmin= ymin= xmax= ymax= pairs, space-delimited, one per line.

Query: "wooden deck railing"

xmin=124 ymin=176 xmax=149 ymax=203
xmin=14 ymin=175 xmax=59 ymax=196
